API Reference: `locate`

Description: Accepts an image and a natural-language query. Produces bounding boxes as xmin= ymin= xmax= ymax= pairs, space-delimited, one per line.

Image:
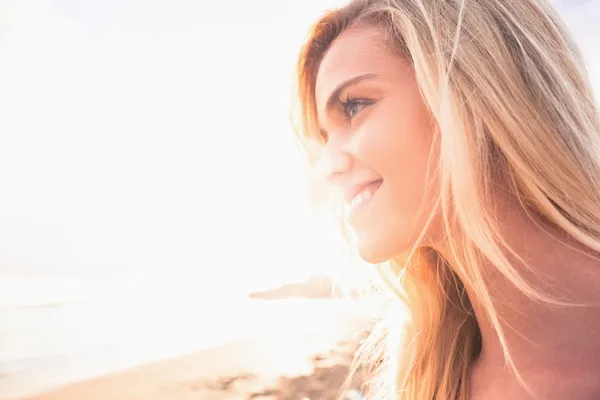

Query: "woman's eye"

xmin=346 ymin=101 xmax=365 ymax=119
xmin=337 ymin=96 xmax=371 ymax=121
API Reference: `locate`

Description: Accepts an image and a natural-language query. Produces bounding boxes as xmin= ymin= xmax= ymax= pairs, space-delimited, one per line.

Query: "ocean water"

xmin=0 ymin=278 xmax=369 ymax=400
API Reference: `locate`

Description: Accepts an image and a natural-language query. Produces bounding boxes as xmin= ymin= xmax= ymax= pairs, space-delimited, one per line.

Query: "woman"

xmin=293 ymin=0 xmax=600 ymax=399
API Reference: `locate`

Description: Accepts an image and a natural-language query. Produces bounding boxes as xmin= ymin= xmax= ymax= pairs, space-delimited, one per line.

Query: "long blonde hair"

xmin=293 ymin=0 xmax=600 ymax=399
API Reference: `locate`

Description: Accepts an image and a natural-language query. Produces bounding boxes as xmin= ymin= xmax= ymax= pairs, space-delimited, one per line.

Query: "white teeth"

xmin=350 ymin=186 xmax=376 ymax=210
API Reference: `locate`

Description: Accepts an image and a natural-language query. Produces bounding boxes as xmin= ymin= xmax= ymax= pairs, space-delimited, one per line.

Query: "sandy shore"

xmin=23 ymin=302 xmax=373 ymax=400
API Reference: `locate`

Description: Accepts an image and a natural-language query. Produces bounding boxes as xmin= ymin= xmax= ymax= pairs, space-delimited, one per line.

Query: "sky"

xmin=0 ymin=0 xmax=598 ymax=299
xmin=0 ymin=0 xmax=350 ymax=294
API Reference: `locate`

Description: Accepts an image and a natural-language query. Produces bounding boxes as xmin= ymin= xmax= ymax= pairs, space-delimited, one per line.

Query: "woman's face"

xmin=314 ymin=25 xmax=441 ymax=263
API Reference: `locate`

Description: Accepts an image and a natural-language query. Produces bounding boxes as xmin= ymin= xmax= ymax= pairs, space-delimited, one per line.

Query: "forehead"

xmin=315 ymin=26 xmax=394 ymax=108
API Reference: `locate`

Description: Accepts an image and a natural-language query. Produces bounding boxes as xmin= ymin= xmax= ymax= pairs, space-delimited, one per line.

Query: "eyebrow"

xmin=323 ymin=73 xmax=379 ymax=114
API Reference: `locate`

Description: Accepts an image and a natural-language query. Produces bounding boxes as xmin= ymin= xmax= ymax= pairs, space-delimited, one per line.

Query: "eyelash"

xmin=335 ymin=94 xmax=372 ymax=121
xmin=319 ymin=94 xmax=374 ymax=142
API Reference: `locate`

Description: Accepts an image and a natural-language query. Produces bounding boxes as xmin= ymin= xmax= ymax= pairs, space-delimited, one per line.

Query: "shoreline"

xmin=0 ymin=298 xmax=375 ymax=400
xmin=24 ymin=328 xmax=371 ymax=400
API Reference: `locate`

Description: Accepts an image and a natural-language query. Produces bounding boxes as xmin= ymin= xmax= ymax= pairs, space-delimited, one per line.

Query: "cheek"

xmin=353 ymin=100 xmax=441 ymax=260
xmin=360 ymin=101 xmax=437 ymax=207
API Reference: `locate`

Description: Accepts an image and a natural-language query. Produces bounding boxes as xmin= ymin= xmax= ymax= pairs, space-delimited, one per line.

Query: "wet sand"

xmin=25 ymin=304 xmax=372 ymax=400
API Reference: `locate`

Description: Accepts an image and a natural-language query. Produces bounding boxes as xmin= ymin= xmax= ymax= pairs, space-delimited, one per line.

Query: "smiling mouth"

xmin=348 ymin=179 xmax=383 ymax=214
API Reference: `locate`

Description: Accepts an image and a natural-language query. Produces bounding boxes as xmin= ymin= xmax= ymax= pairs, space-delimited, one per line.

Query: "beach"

xmin=24 ymin=314 xmax=371 ymax=400
xmin=0 ymin=279 xmax=377 ymax=400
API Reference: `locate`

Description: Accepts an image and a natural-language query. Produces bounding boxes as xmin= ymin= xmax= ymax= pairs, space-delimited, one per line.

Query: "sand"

xmin=24 ymin=303 xmax=373 ymax=400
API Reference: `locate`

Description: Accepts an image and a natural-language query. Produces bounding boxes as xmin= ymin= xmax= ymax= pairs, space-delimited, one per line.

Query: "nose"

xmin=315 ymin=141 xmax=353 ymax=185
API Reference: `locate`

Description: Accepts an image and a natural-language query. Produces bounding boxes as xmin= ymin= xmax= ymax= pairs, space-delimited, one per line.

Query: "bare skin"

xmin=314 ymin=25 xmax=600 ymax=399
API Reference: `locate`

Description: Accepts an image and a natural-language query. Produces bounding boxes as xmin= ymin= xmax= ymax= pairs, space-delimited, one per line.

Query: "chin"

xmin=355 ymin=232 xmax=397 ymax=264
xmin=354 ymin=224 xmax=419 ymax=265
xmin=357 ymin=249 xmax=389 ymax=264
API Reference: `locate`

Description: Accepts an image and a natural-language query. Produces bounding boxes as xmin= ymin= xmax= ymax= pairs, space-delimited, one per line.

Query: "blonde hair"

xmin=293 ymin=0 xmax=600 ymax=399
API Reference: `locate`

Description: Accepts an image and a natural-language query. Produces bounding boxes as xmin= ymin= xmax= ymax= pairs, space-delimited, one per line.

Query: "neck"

xmin=441 ymin=206 xmax=600 ymax=398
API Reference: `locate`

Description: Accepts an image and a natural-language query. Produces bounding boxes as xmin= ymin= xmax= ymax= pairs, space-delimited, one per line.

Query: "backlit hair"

xmin=293 ymin=0 xmax=600 ymax=399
